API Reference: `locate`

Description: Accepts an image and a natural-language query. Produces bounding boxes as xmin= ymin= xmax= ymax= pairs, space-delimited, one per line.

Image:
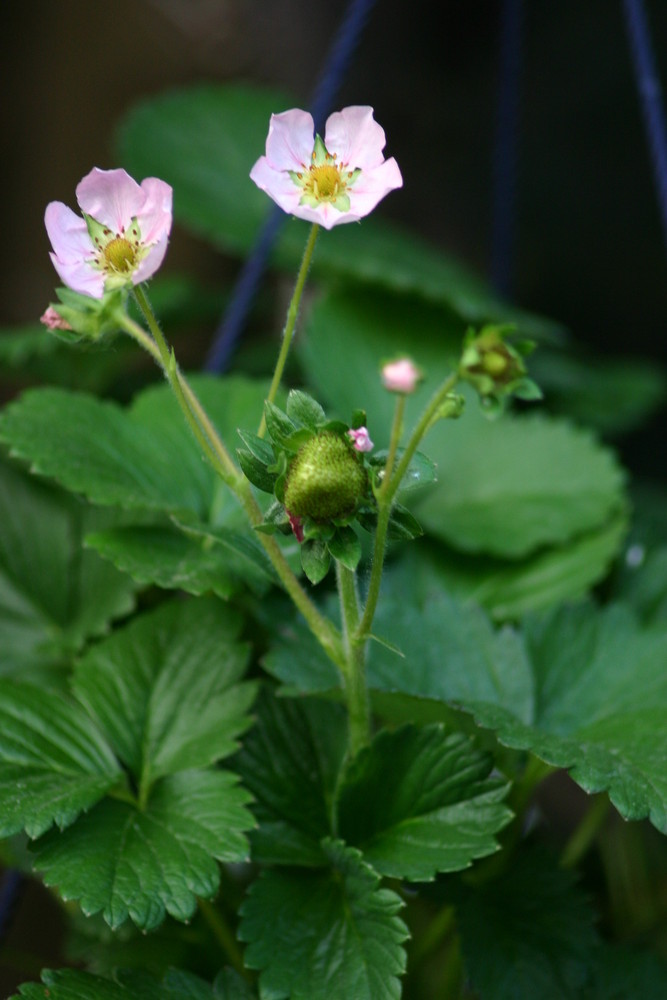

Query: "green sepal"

xmin=237 ymin=428 xmax=276 ymax=465
xmin=301 ymin=538 xmax=331 ymax=584
xmin=286 ymin=389 xmax=326 ymax=429
xmin=48 ymin=287 xmax=127 ymax=343
xmin=351 ymin=409 xmax=368 ymax=429
xmin=254 ymin=499 xmax=291 ymax=535
xmin=237 ymin=449 xmax=276 ymax=493
xmin=263 ymin=401 xmax=298 ymax=450
xmin=328 ymin=525 xmax=362 ymax=570
xmin=387 ymin=503 xmax=424 ymax=540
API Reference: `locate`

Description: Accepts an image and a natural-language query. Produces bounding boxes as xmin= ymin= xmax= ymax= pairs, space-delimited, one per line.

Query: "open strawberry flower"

xmin=250 ymin=106 xmax=403 ymax=229
xmin=45 ymin=167 xmax=173 ymax=299
xmin=237 ymin=390 xmax=429 ymax=583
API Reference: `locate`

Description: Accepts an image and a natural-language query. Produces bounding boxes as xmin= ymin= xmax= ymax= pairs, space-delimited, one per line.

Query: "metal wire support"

xmin=622 ymin=0 xmax=667 ymax=254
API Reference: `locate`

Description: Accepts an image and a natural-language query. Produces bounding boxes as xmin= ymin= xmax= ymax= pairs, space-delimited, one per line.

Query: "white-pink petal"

xmin=45 ymin=202 xmax=93 ymax=263
xmin=264 ymin=109 xmax=316 ymax=170
xmin=133 ymin=236 xmax=170 ymax=285
xmin=324 ymin=106 xmax=387 ymax=169
xmin=136 ymin=177 xmax=173 ymax=245
xmin=76 ymin=167 xmax=146 ymax=233
xmin=49 ymin=253 xmax=105 ymax=298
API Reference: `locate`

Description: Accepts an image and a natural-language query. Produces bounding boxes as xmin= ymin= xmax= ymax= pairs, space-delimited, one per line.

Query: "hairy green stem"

xmin=355 ymin=373 xmax=460 ymax=644
xmin=258 ymin=222 xmax=320 ymax=437
xmin=124 ymin=287 xmax=344 ymax=672
xmin=197 ymin=898 xmax=249 ymax=980
xmin=560 ymin=794 xmax=611 ymax=869
xmin=336 ymin=560 xmax=370 ymax=754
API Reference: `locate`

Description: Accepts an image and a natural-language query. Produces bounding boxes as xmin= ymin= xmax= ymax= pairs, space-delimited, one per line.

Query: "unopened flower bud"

xmin=40 ymin=305 xmax=73 ymax=331
xmin=382 ymin=358 xmax=421 ymax=394
xmin=347 ymin=426 xmax=374 ymax=452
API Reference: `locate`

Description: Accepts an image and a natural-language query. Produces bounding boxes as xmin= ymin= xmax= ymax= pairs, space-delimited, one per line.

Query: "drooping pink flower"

xmin=45 ymin=167 xmax=173 ymax=298
xmin=250 ymin=106 xmax=402 ymax=229
xmin=382 ymin=358 xmax=421 ymax=394
xmin=40 ymin=306 xmax=72 ymax=331
xmin=347 ymin=426 xmax=374 ymax=453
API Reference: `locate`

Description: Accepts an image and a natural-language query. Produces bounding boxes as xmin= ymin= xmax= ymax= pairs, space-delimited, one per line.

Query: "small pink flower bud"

xmin=381 ymin=358 xmax=421 ymax=394
xmin=347 ymin=426 xmax=374 ymax=452
xmin=40 ymin=306 xmax=73 ymax=331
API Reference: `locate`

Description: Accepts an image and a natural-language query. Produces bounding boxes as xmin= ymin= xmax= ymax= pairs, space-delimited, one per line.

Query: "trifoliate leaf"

xmin=232 ymin=690 xmax=347 ymax=866
xmin=0 ymin=680 xmax=121 ymax=838
xmin=239 ymin=839 xmax=408 ymax=1000
xmin=372 ymin=595 xmax=667 ymax=832
xmin=337 ymin=724 xmax=511 ymax=880
xmin=34 ymin=770 xmax=253 ymax=931
xmin=452 ymin=846 xmax=599 ymax=1000
xmin=0 ymin=457 xmax=136 ymax=676
xmin=72 ymin=598 xmax=255 ymax=788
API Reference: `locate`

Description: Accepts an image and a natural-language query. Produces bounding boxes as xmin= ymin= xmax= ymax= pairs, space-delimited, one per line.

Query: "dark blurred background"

xmin=3 ymin=0 xmax=665 ymax=350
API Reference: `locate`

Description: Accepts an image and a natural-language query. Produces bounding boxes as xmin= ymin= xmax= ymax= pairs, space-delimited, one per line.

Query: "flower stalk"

xmin=258 ymin=222 xmax=320 ymax=437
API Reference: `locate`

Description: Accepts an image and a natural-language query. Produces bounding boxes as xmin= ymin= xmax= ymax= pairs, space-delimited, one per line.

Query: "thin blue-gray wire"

xmin=205 ymin=0 xmax=380 ymax=373
xmin=622 ymin=0 xmax=667 ymax=253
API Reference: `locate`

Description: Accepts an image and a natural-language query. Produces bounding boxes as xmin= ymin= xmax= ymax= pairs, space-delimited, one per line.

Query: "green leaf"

xmin=85 ymin=524 xmax=242 ymax=600
xmin=417 ymin=408 xmax=626 ymax=558
xmin=34 ymin=770 xmax=252 ymax=930
xmin=0 ymin=375 xmax=268 ymax=518
xmin=11 ymin=966 xmax=234 ymax=999
xmin=0 ymin=680 xmax=121 ymax=838
xmin=587 ymin=944 xmax=667 ymax=999
xmin=0 ymin=457 xmax=136 ymax=675
xmin=232 ymin=690 xmax=347 ymax=865
xmin=337 ymin=724 xmax=511 ymax=880
xmin=411 ymin=513 xmax=627 ymax=620
xmin=453 ymin=846 xmax=599 ymax=1000
xmin=117 ymin=84 xmax=559 ymax=338
xmin=239 ymin=839 xmax=408 ymax=1000
xmin=369 ymin=594 xmax=667 ymax=831
xmin=72 ymin=598 xmax=255 ymax=787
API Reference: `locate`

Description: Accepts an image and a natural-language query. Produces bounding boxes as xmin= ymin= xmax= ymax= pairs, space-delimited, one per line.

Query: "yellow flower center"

xmin=309 ymin=163 xmax=344 ymax=201
xmin=103 ymin=237 xmax=137 ymax=273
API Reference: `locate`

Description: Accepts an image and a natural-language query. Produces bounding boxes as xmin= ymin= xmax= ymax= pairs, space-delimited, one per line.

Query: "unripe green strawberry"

xmin=284 ymin=431 xmax=368 ymax=522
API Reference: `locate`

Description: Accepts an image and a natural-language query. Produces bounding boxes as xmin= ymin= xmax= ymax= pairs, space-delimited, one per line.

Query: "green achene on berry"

xmin=284 ymin=431 xmax=368 ymax=523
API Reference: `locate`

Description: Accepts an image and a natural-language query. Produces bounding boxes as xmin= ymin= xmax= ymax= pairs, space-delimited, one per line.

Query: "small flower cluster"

xmin=459 ymin=325 xmax=542 ymax=414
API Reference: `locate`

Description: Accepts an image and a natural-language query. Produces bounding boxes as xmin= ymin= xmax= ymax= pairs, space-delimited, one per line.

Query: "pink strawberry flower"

xmin=347 ymin=426 xmax=374 ymax=453
xmin=45 ymin=167 xmax=173 ymax=298
xmin=250 ymin=106 xmax=402 ymax=229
